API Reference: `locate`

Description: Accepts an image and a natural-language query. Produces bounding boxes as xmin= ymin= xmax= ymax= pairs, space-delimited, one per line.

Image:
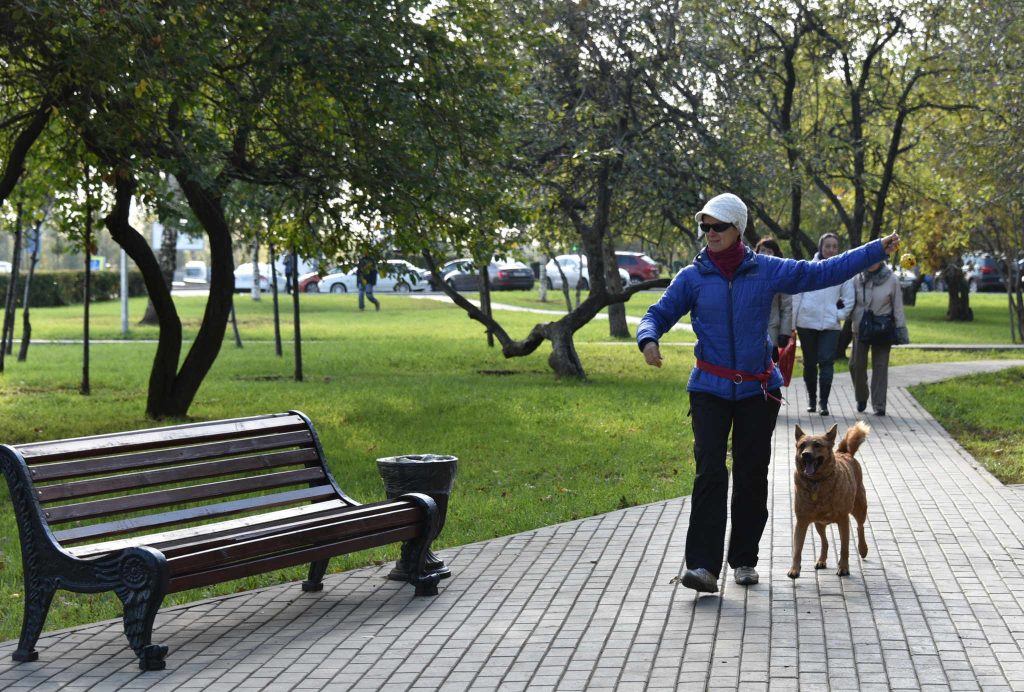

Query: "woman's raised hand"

xmin=881 ymin=233 xmax=901 ymax=255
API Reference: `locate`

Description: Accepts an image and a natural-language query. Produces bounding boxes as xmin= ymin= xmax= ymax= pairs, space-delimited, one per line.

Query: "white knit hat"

xmin=694 ymin=193 xmax=747 ymax=237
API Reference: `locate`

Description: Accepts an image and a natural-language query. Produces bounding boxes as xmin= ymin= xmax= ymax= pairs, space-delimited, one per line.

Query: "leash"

xmin=695 ymin=359 xmax=783 ymax=403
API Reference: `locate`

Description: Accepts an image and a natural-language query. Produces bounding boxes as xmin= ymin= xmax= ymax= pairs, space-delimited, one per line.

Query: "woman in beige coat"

xmin=850 ymin=261 xmax=908 ymax=416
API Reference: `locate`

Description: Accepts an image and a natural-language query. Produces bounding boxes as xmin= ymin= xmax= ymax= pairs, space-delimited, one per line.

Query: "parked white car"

xmin=317 ymin=269 xmax=358 ymax=294
xmin=545 ymin=254 xmax=630 ymax=291
xmin=317 ymin=259 xmax=429 ymax=294
xmin=183 ymin=260 xmax=208 ymax=284
xmin=234 ymin=262 xmax=287 ymax=293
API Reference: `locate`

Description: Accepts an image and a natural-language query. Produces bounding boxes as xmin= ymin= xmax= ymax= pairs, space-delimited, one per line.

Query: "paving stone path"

xmin=2 ymin=361 xmax=1023 ymax=691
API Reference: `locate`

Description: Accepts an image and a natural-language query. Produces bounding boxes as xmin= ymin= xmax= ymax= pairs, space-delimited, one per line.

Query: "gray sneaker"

xmin=681 ymin=568 xmax=719 ymax=593
xmin=734 ymin=566 xmax=759 ymax=585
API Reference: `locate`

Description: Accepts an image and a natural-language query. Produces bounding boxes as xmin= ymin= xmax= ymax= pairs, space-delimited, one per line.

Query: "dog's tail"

xmin=837 ymin=421 xmax=870 ymax=455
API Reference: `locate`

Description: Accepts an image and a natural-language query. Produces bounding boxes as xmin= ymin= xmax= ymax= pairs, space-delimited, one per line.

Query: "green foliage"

xmin=0 ymin=270 xmax=146 ymax=307
xmin=4 ymin=0 xmax=1023 ymax=407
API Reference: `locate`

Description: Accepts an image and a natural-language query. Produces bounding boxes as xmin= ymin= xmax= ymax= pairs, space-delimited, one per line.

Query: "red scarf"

xmin=708 ymin=241 xmax=746 ymax=281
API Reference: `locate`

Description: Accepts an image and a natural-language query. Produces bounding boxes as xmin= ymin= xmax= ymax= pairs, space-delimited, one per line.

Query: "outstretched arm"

xmin=773 ymin=235 xmax=898 ymax=295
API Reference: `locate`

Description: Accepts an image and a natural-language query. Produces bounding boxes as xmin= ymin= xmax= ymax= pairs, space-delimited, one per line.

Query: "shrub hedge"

xmin=0 ymin=270 xmax=148 ymax=307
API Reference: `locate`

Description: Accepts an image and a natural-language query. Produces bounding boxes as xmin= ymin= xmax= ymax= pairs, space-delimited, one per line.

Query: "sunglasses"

xmin=699 ymin=221 xmax=734 ymax=233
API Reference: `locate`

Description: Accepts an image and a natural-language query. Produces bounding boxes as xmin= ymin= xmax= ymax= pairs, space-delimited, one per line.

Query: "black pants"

xmin=797 ymin=327 xmax=840 ymax=395
xmin=685 ymin=390 xmax=782 ymax=576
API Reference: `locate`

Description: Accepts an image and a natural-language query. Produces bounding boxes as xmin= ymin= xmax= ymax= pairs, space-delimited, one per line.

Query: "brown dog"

xmin=788 ymin=422 xmax=870 ymax=579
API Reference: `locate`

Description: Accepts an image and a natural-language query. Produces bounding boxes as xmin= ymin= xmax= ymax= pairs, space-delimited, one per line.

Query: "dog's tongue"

xmin=803 ymin=459 xmax=819 ymax=478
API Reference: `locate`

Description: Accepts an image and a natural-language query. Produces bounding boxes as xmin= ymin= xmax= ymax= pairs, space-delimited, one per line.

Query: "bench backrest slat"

xmin=45 ymin=466 xmax=327 ymax=524
xmin=53 ymin=485 xmax=339 ymax=544
xmin=36 ymin=448 xmax=320 ymax=503
xmin=26 ymin=429 xmax=313 ymax=482
xmin=9 ymin=412 xmax=357 ymax=552
xmin=64 ymin=500 xmax=348 ymax=557
xmin=17 ymin=414 xmax=308 ymax=465
xmin=153 ymin=501 xmax=411 ymax=557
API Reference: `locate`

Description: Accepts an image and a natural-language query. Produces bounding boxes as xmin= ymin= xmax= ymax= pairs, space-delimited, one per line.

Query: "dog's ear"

xmin=795 ymin=424 xmax=804 ymax=442
xmin=826 ymin=423 xmax=838 ymax=445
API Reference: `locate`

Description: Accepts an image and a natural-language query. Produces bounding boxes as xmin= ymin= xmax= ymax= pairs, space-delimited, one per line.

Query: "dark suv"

xmin=962 ymin=254 xmax=1006 ymax=293
xmin=615 ymin=252 xmax=660 ymax=284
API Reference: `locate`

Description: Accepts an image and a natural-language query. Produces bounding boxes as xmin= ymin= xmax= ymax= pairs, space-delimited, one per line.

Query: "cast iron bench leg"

xmin=12 ymin=577 xmax=57 ymax=663
xmin=302 ymin=559 xmax=330 ymax=592
xmin=406 ymin=533 xmax=442 ymax=597
xmin=102 ymin=548 xmax=170 ymax=671
xmin=398 ymin=493 xmax=442 ymax=597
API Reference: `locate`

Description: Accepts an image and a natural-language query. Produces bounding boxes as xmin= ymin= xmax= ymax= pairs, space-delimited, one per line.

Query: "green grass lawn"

xmin=910 ymin=367 xmax=1024 ymax=485
xmin=0 ymin=295 xmax=695 ymax=641
xmin=0 ymin=288 xmax=1020 ymax=641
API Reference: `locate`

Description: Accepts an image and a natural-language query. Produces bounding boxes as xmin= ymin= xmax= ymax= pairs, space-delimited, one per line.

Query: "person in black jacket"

xmin=357 ymin=256 xmax=380 ymax=311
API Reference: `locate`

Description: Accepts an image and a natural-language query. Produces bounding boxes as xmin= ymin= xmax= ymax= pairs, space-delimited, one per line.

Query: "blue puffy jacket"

xmin=637 ymin=240 xmax=887 ymax=400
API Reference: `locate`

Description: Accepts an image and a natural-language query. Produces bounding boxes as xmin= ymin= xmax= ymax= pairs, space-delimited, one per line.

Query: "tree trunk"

xmin=556 ymin=262 xmax=573 ymax=312
xmin=166 ymin=176 xmax=235 ymax=416
xmin=1010 ymin=290 xmax=1023 ymax=344
xmin=1009 ymin=291 xmax=1021 ymax=344
xmin=269 ymin=242 xmax=282 ymax=357
xmin=1008 ymin=260 xmax=1023 ymax=343
xmin=538 ymin=256 xmax=548 ymax=302
xmin=250 ymin=237 xmax=260 ymax=301
xmin=942 ymin=264 xmax=973 ymax=322
xmin=292 ymin=245 xmax=303 ymax=381
xmin=230 ymin=302 xmax=243 ymax=348
xmin=422 ymin=249 xmax=669 ymax=382
xmin=545 ymin=320 xmax=585 ymax=378
xmin=574 ymin=267 xmax=583 ymax=309
xmin=1 ymin=203 xmax=23 ymax=368
xmin=603 ymin=238 xmax=629 ymax=338
xmin=17 ymin=221 xmax=42 ymax=361
xmin=104 ymin=175 xmax=183 ymax=417
xmin=81 ymin=185 xmax=92 ymax=396
xmin=105 ymin=172 xmax=234 ymax=419
xmin=481 ymin=265 xmax=494 ymax=347
xmin=140 ymin=219 xmax=178 ymax=325
xmin=0 ymin=97 xmax=56 ymax=206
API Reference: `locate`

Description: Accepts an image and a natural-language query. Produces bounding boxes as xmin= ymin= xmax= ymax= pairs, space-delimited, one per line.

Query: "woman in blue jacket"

xmin=637 ymin=193 xmax=899 ymax=594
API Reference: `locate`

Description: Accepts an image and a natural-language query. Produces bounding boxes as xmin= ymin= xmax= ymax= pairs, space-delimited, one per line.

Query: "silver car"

xmin=318 ymin=259 xmax=429 ymax=294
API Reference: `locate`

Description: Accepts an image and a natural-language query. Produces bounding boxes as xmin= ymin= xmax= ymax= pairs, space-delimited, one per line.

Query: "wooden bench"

xmin=0 ymin=411 xmax=444 ymax=670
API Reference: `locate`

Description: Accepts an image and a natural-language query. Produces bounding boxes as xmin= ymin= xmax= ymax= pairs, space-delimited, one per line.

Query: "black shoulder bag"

xmin=857 ymin=281 xmax=896 ymax=345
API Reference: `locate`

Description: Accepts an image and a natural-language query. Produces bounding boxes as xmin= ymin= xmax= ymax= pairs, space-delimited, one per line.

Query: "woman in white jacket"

xmin=792 ymin=233 xmax=854 ymax=416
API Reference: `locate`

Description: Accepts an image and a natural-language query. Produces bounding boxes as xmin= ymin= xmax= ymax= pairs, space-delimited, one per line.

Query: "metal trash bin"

xmin=376 ymin=454 xmax=458 ymax=580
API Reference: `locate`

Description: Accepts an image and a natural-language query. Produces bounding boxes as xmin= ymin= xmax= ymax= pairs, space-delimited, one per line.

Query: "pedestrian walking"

xmin=850 ymin=261 xmax=908 ymax=416
xmin=791 ymin=233 xmax=855 ymax=416
xmin=284 ymin=251 xmax=295 ymax=294
xmin=357 ymin=256 xmax=380 ymax=311
xmin=637 ymin=194 xmax=900 ymax=594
